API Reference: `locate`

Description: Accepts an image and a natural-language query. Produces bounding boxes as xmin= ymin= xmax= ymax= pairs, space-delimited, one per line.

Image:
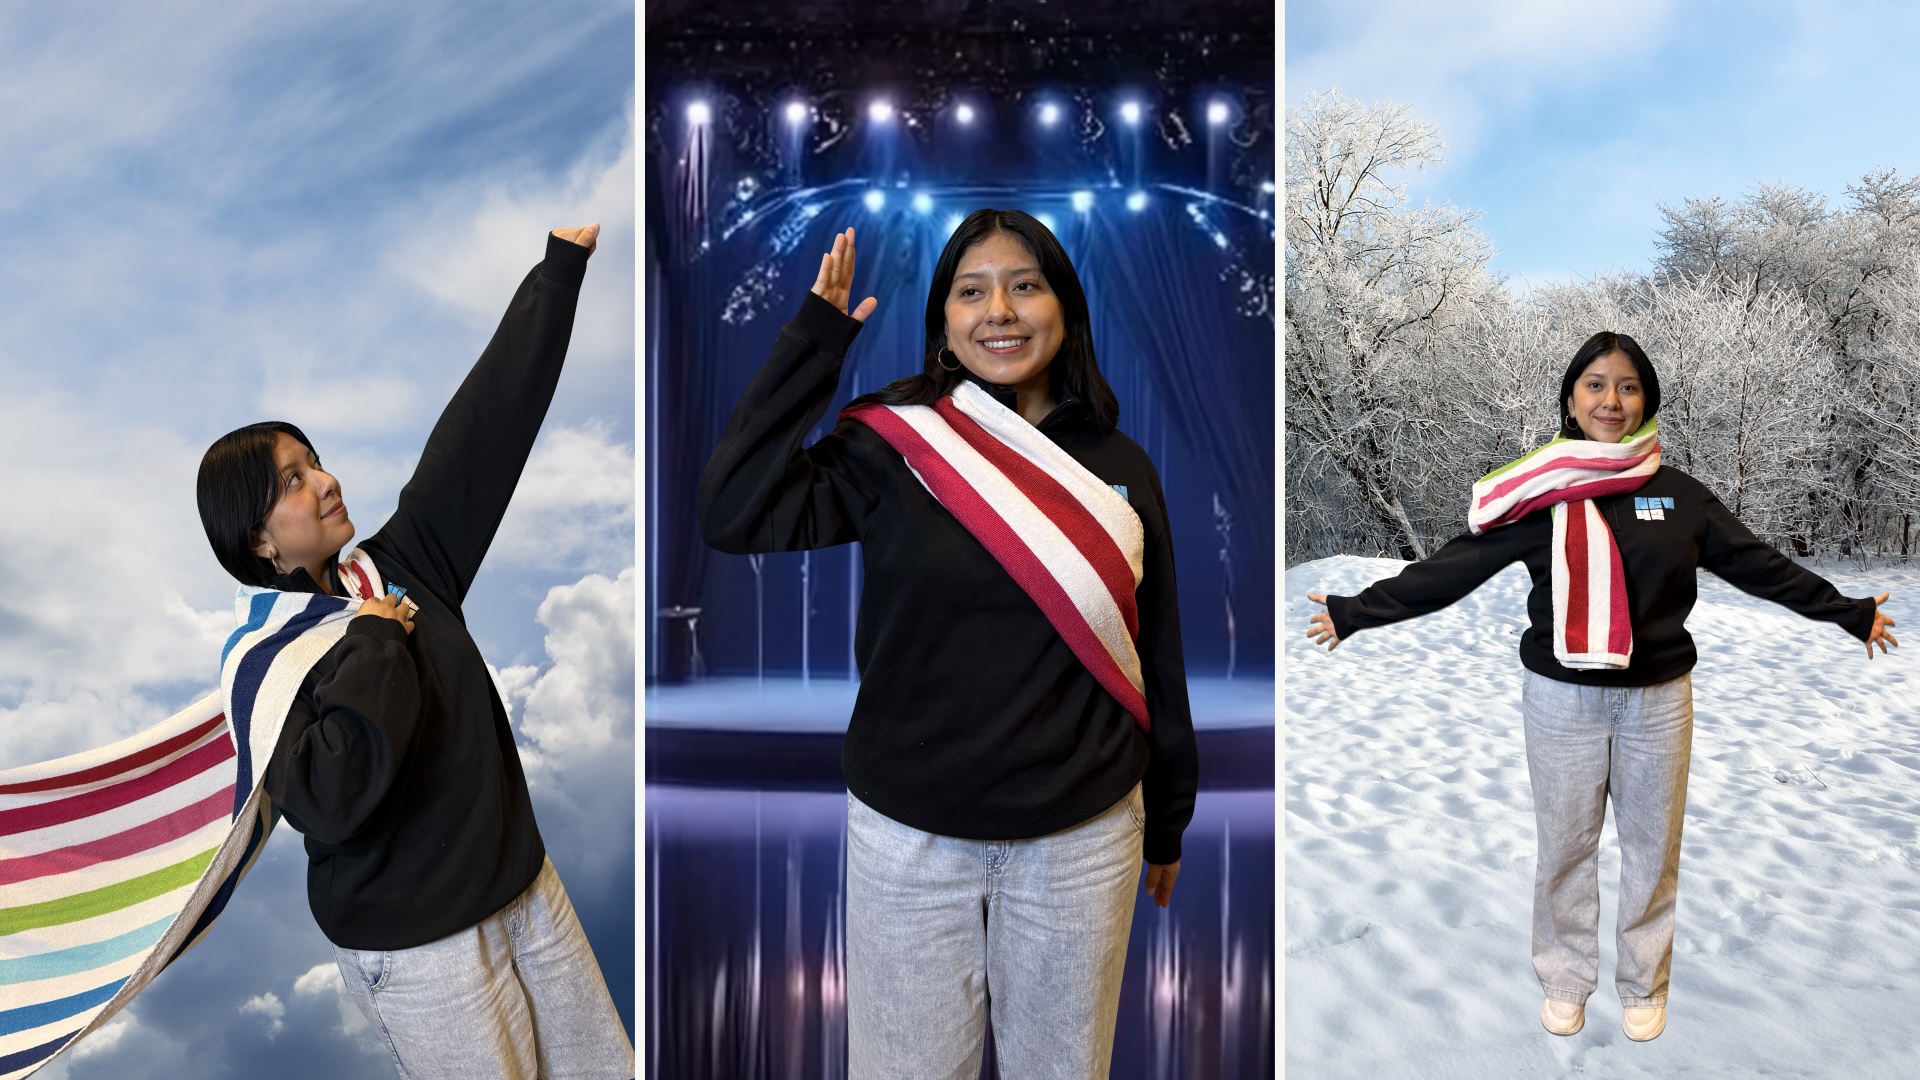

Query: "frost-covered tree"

xmin=1284 ymin=90 xmax=1496 ymax=560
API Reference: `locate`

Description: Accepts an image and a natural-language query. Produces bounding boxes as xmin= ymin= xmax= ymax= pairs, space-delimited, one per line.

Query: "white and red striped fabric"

xmin=1468 ymin=421 xmax=1661 ymax=670
xmin=843 ymin=381 xmax=1150 ymax=729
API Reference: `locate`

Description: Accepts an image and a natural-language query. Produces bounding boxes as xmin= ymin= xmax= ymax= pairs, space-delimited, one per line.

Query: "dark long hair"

xmin=847 ymin=208 xmax=1119 ymax=431
xmin=1558 ymin=331 xmax=1661 ymax=438
xmin=196 ymin=421 xmax=319 ymax=586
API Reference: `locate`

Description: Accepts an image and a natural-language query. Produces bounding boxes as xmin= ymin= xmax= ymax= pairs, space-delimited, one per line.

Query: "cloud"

xmin=491 ymin=424 xmax=636 ymax=578
xmin=1288 ymin=0 xmax=1676 ymax=159
xmin=293 ymin=963 xmax=374 ymax=1041
xmin=239 ymin=993 xmax=286 ymax=1039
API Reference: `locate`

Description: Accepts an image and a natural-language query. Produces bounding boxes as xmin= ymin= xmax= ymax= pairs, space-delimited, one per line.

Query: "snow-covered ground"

xmin=1285 ymin=556 xmax=1920 ymax=1078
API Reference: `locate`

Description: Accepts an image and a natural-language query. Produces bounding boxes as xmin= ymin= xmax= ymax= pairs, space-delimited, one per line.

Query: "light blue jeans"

xmin=1523 ymin=669 xmax=1693 ymax=1009
xmin=334 ymin=856 xmax=634 ymax=1079
xmin=845 ymin=785 xmax=1144 ymax=1080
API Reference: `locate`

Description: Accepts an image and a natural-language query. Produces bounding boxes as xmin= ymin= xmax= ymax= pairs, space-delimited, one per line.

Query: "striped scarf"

xmin=1469 ymin=421 xmax=1661 ymax=670
xmin=843 ymin=381 xmax=1150 ymax=729
xmin=0 ymin=550 xmax=384 ymax=1077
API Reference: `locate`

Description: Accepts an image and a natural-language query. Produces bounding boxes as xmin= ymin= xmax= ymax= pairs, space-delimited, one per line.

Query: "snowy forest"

xmin=1285 ymin=90 xmax=1920 ymax=566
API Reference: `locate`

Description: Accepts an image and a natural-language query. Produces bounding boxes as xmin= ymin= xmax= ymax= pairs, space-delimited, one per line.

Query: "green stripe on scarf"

xmin=1476 ymin=418 xmax=1659 ymax=484
xmin=0 ymin=848 xmax=216 ymax=935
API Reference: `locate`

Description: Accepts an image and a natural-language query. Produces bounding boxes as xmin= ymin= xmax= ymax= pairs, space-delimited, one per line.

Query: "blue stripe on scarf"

xmin=227 ymin=595 xmax=348 ymax=819
xmin=220 ymin=592 xmax=279 ymax=671
xmin=0 ymin=978 xmax=127 ymax=1037
xmin=0 ymin=918 xmax=171 ymax=987
xmin=0 ymin=1030 xmax=77 ymax=1074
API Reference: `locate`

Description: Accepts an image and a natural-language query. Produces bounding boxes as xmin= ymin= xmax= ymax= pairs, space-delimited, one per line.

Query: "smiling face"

xmin=1566 ymin=350 xmax=1647 ymax=443
xmin=250 ymin=432 xmax=354 ymax=580
xmin=942 ymin=231 xmax=1066 ymax=395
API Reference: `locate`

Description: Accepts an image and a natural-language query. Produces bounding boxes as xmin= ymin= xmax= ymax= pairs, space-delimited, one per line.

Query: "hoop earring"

xmin=937 ymin=347 xmax=962 ymax=372
xmin=1563 ymin=415 xmax=1579 ymax=431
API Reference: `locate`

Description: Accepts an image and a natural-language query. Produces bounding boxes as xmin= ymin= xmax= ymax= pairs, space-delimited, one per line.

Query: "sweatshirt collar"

xmin=955 ymin=366 xmax=1088 ymax=431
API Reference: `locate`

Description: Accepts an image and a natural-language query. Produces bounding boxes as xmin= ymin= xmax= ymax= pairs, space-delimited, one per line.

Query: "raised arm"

xmin=698 ymin=228 xmax=880 ymax=553
xmin=367 ymin=228 xmax=595 ymax=604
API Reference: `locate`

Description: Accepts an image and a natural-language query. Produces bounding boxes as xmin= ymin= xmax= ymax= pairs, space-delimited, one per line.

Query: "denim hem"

xmin=1541 ymin=985 xmax=1591 ymax=1006
xmin=1620 ymin=994 xmax=1667 ymax=1009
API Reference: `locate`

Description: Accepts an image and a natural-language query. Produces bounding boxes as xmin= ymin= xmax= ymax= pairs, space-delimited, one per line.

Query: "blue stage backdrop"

xmin=644 ymin=4 xmax=1273 ymax=1077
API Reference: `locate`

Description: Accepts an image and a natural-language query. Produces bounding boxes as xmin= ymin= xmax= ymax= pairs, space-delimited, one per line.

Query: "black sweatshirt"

xmin=260 ymin=233 xmax=589 ymax=951
xmin=1325 ymin=466 xmax=1877 ymax=687
xmin=699 ymin=293 xmax=1200 ymax=864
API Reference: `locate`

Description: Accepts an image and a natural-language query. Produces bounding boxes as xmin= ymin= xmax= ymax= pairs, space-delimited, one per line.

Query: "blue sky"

xmin=0 ymin=3 xmax=634 ymax=1077
xmin=1286 ymin=0 xmax=1920 ymax=284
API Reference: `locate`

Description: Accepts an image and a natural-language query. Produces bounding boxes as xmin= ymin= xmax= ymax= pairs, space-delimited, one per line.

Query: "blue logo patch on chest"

xmin=1634 ymin=495 xmax=1675 ymax=521
xmin=1112 ymin=484 xmax=1129 ymax=500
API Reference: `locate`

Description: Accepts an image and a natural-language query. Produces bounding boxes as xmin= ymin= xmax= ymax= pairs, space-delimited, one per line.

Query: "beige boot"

xmin=1540 ymin=997 xmax=1585 ymax=1036
xmin=1623 ymin=1005 xmax=1666 ymax=1041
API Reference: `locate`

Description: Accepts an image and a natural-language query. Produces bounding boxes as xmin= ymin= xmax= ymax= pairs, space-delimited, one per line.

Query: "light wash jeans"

xmin=334 ymin=856 xmax=634 ymax=1080
xmin=845 ymin=784 xmax=1144 ymax=1080
xmin=1523 ymin=669 xmax=1693 ymax=1009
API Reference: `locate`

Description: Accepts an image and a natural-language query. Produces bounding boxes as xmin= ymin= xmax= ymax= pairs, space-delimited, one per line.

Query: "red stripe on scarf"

xmin=930 ymin=397 xmax=1139 ymax=639
xmin=0 ymin=738 xmax=234 ymax=837
xmin=1565 ymin=502 xmax=1591 ymax=654
xmin=845 ymin=404 xmax=1151 ymax=730
xmin=342 ymin=560 xmax=376 ymax=601
xmin=0 ymin=788 xmax=232 ymax=887
xmin=0 ymin=714 xmax=226 ymax=796
xmin=1494 ymin=473 xmax=1661 ymax=531
xmin=1606 ymin=528 xmax=1632 ymax=657
xmin=1475 ymin=445 xmax=1660 ymax=510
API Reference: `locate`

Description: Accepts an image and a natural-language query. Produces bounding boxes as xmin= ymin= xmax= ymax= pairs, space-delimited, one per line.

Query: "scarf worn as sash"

xmin=842 ymin=381 xmax=1151 ymax=730
xmin=1469 ymin=421 xmax=1661 ymax=670
xmin=0 ymin=550 xmax=383 ymax=1077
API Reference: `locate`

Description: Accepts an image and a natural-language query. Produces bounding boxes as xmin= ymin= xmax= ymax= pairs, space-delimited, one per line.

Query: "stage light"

xmin=946 ymin=213 xmax=965 ymax=234
xmin=1127 ymin=191 xmax=1149 ymax=212
xmin=864 ymin=190 xmax=886 ymax=212
xmin=1260 ymin=180 xmax=1275 ymax=194
xmin=1036 ymin=213 xmax=1058 ymax=231
xmin=1207 ymin=100 xmax=1230 ymax=126
xmin=1213 ymin=231 xmax=1229 ymax=249
xmin=1039 ymin=103 xmax=1060 ymax=126
xmin=1120 ymin=102 xmax=1141 ymax=125
xmin=1071 ymin=190 xmax=1094 ymax=213
xmin=785 ymin=102 xmax=808 ymax=125
xmin=956 ymin=103 xmax=975 ymax=125
xmin=687 ymin=101 xmax=711 ymax=126
xmin=869 ymin=100 xmax=894 ymax=123
xmin=912 ymin=193 xmax=934 ymax=214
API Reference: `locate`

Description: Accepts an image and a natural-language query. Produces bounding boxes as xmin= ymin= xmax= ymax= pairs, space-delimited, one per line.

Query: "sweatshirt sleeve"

xmin=1136 ymin=466 xmax=1198 ymax=866
xmin=698 ymin=291 xmax=877 ymax=553
xmin=1698 ymin=492 xmax=1877 ymax=640
xmin=1324 ymin=520 xmax=1538 ymax=640
xmin=264 ymin=616 xmax=421 ymax=846
xmin=365 ymin=232 xmax=590 ymax=605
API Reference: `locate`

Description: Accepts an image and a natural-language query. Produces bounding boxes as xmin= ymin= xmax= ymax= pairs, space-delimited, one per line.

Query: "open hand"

xmin=1144 ymin=860 xmax=1180 ymax=908
xmin=811 ymin=227 xmax=878 ymax=322
xmin=1867 ymin=592 xmax=1898 ymax=658
xmin=552 ymin=223 xmax=600 ymax=254
xmin=1305 ymin=593 xmax=1340 ymax=650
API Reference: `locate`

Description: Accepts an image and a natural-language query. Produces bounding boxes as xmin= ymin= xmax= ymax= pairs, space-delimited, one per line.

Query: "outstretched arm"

xmin=1305 ymin=519 xmax=1539 ymax=650
xmin=367 ymin=227 xmax=596 ymax=605
xmin=1698 ymin=493 xmax=1888 ymax=655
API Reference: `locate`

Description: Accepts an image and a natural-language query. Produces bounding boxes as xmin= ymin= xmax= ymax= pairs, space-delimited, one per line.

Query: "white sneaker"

xmin=1541 ymin=997 xmax=1585 ymax=1036
xmin=1623 ymin=1005 xmax=1667 ymax=1041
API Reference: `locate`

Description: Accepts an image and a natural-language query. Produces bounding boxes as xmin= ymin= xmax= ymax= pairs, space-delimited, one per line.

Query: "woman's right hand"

xmin=1306 ymin=593 xmax=1340 ymax=651
xmin=811 ymin=227 xmax=878 ymax=322
xmin=356 ymin=592 xmax=416 ymax=635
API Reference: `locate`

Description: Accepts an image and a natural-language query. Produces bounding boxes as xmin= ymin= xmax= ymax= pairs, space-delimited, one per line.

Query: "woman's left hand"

xmin=1867 ymin=592 xmax=1898 ymax=658
xmin=1144 ymin=860 xmax=1180 ymax=908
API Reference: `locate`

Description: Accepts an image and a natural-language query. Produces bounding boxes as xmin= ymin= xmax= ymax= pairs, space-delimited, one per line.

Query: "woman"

xmin=700 ymin=211 xmax=1199 ymax=1079
xmin=1306 ymin=332 xmax=1897 ymax=1042
xmin=195 ymin=226 xmax=632 ymax=1079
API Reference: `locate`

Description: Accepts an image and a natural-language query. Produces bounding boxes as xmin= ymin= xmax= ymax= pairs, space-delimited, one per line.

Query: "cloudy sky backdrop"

xmin=0 ymin=3 xmax=634 ymax=1077
xmin=1287 ymin=0 xmax=1920 ymax=283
